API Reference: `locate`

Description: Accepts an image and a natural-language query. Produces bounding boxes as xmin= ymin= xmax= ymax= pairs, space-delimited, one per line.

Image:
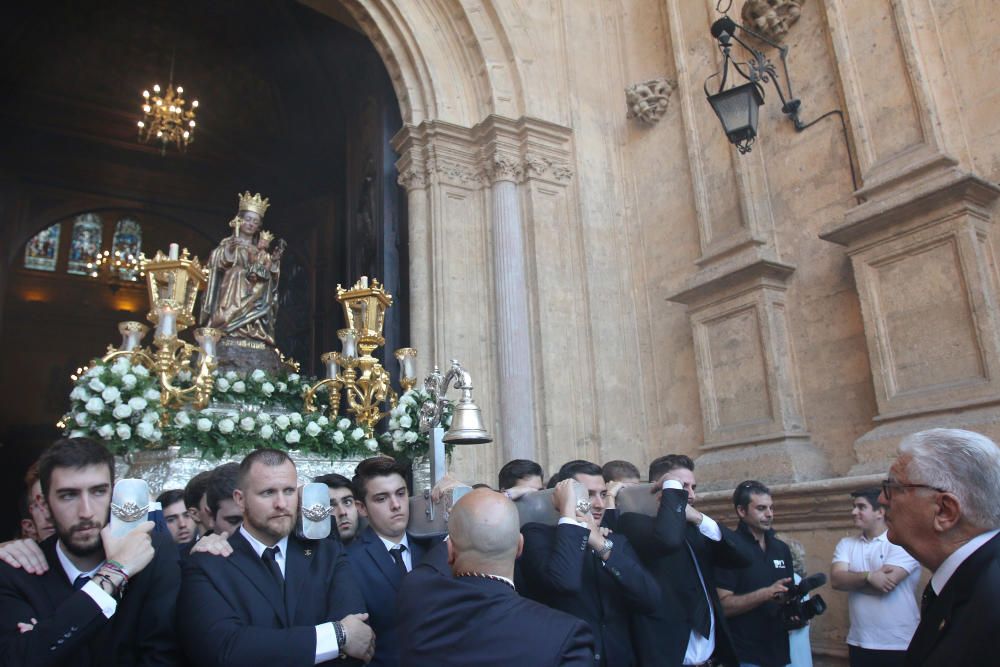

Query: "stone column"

xmin=395 ymin=161 xmax=433 ymax=368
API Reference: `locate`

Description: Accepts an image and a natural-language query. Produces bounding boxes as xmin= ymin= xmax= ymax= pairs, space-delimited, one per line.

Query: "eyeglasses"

xmin=880 ymin=479 xmax=947 ymax=501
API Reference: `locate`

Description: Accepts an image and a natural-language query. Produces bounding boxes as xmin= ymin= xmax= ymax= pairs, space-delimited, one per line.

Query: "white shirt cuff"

xmin=315 ymin=622 xmax=340 ymax=663
xmin=81 ymin=580 xmax=117 ymax=619
xmin=697 ymin=513 xmax=722 ymax=541
xmin=662 ymin=479 xmax=683 ymax=490
xmin=558 ymin=517 xmax=588 ymax=529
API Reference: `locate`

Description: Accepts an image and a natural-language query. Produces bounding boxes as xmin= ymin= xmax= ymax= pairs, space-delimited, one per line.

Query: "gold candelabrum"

xmin=304 ymin=277 xmax=418 ymax=437
xmin=101 ymin=243 xmax=221 ymax=412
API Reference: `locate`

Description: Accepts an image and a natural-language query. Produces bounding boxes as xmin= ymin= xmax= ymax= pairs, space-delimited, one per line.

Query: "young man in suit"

xmin=0 ymin=437 xmax=180 ymax=666
xmin=397 ymin=487 xmax=596 ymax=666
xmin=347 ymin=456 xmax=439 ymax=667
xmin=618 ymin=454 xmax=753 ymax=667
xmin=313 ymin=472 xmax=360 ymax=545
xmin=878 ymin=428 xmax=1000 ymax=667
xmin=520 ymin=461 xmax=661 ymax=666
xmin=176 ymin=448 xmax=373 ymax=666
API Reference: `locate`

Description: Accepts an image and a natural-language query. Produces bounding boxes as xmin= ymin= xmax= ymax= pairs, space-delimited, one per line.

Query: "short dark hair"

xmin=733 ymin=480 xmax=771 ymax=510
xmin=313 ymin=473 xmax=353 ymax=492
xmin=157 ymin=489 xmax=185 ymax=508
xmin=850 ymin=487 xmax=884 ymax=511
xmin=237 ymin=448 xmax=294 ymax=491
xmin=38 ymin=437 xmax=115 ymax=500
xmin=184 ymin=470 xmax=214 ymax=510
xmin=602 ymin=460 xmax=641 ymax=483
xmin=352 ymin=457 xmax=409 ymax=502
xmin=648 ymin=454 xmax=694 ymax=483
xmin=557 ymin=460 xmax=603 ymax=481
xmin=206 ymin=463 xmax=241 ymax=516
xmin=497 ymin=459 xmax=544 ymax=490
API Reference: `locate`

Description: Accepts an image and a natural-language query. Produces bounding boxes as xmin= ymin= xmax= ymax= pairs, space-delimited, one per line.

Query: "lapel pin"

xmin=938 ymin=619 xmax=946 ymax=631
xmin=304 ymin=549 xmax=313 ymax=557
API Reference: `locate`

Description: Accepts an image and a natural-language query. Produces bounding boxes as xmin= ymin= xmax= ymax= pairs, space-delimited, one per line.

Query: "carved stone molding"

xmin=484 ymin=153 xmax=523 ymax=184
xmin=740 ymin=0 xmax=805 ymax=42
xmin=431 ymin=159 xmax=485 ymax=188
xmin=396 ymin=166 xmax=428 ymax=191
xmin=523 ymin=152 xmax=574 ymax=183
xmin=625 ymin=77 xmax=676 ymax=125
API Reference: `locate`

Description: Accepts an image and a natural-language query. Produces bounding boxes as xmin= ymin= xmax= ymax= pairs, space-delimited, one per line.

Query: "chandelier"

xmin=137 ymin=82 xmax=198 ymax=153
xmin=86 ymin=249 xmax=145 ymax=292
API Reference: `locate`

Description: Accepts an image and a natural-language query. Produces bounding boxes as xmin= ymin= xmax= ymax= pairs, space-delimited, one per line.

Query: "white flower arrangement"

xmin=379 ymin=388 xmax=454 ymax=460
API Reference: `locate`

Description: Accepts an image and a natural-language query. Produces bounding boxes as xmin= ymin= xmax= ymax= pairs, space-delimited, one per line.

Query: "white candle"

xmin=168 ymin=243 xmax=179 ymax=260
xmin=157 ymin=307 xmax=177 ymax=338
xmin=360 ymin=276 xmax=368 ymax=288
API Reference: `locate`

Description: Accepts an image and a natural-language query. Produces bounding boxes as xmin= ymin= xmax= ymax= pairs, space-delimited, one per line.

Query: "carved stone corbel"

xmin=740 ymin=0 xmax=805 ymax=42
xmin=625 ymin=78 xmax=676 ymax=125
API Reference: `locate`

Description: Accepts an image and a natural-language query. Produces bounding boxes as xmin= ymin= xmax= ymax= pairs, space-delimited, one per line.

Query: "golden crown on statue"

xmin=237 ymin=191 xmax=271 ymax=218
xmin=258 ymin=230 xmax=274 ymax=244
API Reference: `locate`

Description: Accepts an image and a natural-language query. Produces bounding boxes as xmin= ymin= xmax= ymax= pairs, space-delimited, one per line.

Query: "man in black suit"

xmin=176 ymin=448 xmax=374 ymax=666
xmin=520 ymin=461 xmax=661 ymax=666
xmin=347 ymin=457 xmax=439 ymax=667
xmin=397 ymin=487 xmax=595 ymax=666
xmin=878 ymin=428 xmax=1000 ymax=667
xmin=0 ymin=437 xmax=180 ymax=666
xmin=618 ymin=454 xmax=752 ymax=667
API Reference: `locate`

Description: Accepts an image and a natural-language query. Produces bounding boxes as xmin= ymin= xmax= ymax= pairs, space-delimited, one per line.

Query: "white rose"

xmin=121 ymin=374 xmax=137 ymax=389
xmin=74 ymin=412 xmax=89 ymax=426
xmin=197 ymin=418 xmax=213 ymax=432
xmin=176 ymin=369 xmax=192 ymax=382
xmin=257 ymin=412 xmax=271 ymax=423
xmin=316 ymin=416 xmax=328 ymax=427
xmin=128 ymin=397 xmax=147 ymax=411
xmin=85 ymin=365 xmax=104 ymax=379
xmin=101 ymin=386 xmax=121 ymax=404
xmin=338 ymin=418 xmax=351 ymax=430
xmin=111 ymin=358 xmax=130 ymax=376
xmin=116 ymin=424 xmax=132 ymax=440
xmin=232 ymin=381 xmax=246 ymax=394
xmin=251 ymin=369 xmax=267 ymax=383
xmin=141 ymin=411 xmax=159 ymax=424
xmin=392 ymin=440 xmax=404 ymax=452
xmin=240 ymin=416 xmax=256 ymax=432
xmin=351 ymin=428 xmax=364 ymax=440
xmin=133 ymin=364 xmax=149 ymax=377
xmin=85 ymin=397 xmax=106 ymax=414
xmin=144 ymin=388 xmax=161 ymax=401
xmin=305 ymin=422 xmax=321 ymax=437
xmin=174 ymin=411 xmax=191 ymax=427
xmin=218 ymin=418 xmax=235 ymax=434
xmin=277 ymin=382 xmax=287 ymax=392
xmin=392 ymin=429 xmax=405 ymax=443
xmin=285 ymin=429 xmax=301 ymax=444
xmin=136 ymin=422 xmax=155 ymax=440
xmin=275 ymin=415 xmax=290 ymax=430
xmin=404 ymin=430 xmax=418 ymax=443
xmin=261 ymin=382 xmax=274 ymax=396
xmin=97 ymin=423 xmax=115 ymax=439
xmin=399 ymin=415 xmax=412 ymax=429
xmin=150 ymin=429 xmax=162 ymax=442
xmin=388 ymin=417 xmax=399 ymax=430
xmin=288 ymin=373 xmax=300 ymax=383
xmin=289 ymin=412 xmax=302 ymax=426
xmin=112 ymin=404 xmax=133 ymax=419
xmin=70 ymin=386 xmax=89 ymax=401
xmin=86 ymin=377 xmax=102 ymax=394
xmin=390 ymin=405 xmax=404 ymax=419
xmin=401 ymin=394 xmax=416 ymax=407
xmin=225 ymin=371 xmax=238 ymax=381
xmin=216 ymin=377 xmax=230 ymax=392
xmin=332 ymin=430 xmax=345 ymax=444
xmin=365 ymin=438 xmax=379 ymax=451
xmin=69 ymin=430 xmax=86 ymax=438
xmin=260 ymin=424 xmax=274 ymax=439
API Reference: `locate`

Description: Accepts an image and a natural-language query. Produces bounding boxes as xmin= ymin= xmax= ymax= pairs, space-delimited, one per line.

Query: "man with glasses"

xmin=879 ymin=428 xmax=1000 ymax=666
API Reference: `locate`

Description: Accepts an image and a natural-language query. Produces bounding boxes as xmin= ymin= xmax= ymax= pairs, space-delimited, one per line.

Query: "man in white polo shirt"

xmin=831 ymin=487 xmax=920 ymax=667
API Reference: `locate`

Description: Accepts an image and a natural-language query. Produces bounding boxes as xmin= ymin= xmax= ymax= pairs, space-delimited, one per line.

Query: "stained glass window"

xmin=67 ymin=213 xmax=103 ymax=276
xmin=110 ymin=217 xmax=142 ymax=281
xmin=23 ymin=223 xmax=61 ymax=271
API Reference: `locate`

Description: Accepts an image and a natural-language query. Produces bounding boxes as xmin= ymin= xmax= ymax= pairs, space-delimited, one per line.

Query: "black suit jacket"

xmin=520 ymin=521 xmax=661 ymax=666
xmin=0 ymin=532 xmax=181 ymax=667
xmin=905 ymin=532 xmax=1000 ymax=667
xmin=176 ymin=530 xmax=366 ymax=667
xmin=618 ymin=489 xmax=752 ymax=667
xmin=397 ymin=556 xmax=596 ymax=667
xmin=345 ymin=526 xmax=436 ymax=667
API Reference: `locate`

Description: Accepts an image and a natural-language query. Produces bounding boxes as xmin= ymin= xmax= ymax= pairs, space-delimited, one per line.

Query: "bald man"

xmin=395 ymin=489 xmax=595 ymax=667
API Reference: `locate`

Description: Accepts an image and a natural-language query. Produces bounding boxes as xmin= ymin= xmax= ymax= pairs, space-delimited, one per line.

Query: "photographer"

xmin=715 ymin=481 xmax=795 ymax=667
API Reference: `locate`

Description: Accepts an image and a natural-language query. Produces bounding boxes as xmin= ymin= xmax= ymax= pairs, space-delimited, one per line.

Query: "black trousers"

xmin=849 ymin=644 xmax=906 ymax=667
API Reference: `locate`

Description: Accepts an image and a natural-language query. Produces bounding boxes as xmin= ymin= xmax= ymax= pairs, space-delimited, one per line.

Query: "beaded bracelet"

xmin=103 ymin=560 xmax=130 ymax=583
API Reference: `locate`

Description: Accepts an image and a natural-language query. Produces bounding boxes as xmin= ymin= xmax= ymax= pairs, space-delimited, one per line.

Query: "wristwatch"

xmin=596 ymin=538 xmax=614 ymax=558
xmin=333 ymin=621 xmax=347 ymax=659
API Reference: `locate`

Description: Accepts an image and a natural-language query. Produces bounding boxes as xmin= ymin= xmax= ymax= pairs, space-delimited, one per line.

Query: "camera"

xmin=779 ymin=572 xmax=827 ymax=630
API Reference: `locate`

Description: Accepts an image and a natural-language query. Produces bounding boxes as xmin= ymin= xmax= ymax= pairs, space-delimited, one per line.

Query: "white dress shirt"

xmin=930 ymin=528 xmax=1000 ymax=596
xmin=55 ymin=541 xmax=117 ymax=619
xmin=377 ymin=532 xmax=413 ymax=571
xmin=238 ymin=526 xmax=339 ymax=664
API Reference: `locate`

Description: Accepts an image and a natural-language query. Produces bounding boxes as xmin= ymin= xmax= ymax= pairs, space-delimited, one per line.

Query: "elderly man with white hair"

xmin=878 ymin=428 xmax=1000 ymax=667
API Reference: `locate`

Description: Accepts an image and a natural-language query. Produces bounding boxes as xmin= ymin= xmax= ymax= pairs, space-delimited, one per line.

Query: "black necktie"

xmin=73 ymin=574 xmax=90 ymax=590
xmin=686 ymin=541 xmax=712 ymax=637
xmin=921 ymin=581 xmax=937 ymax=614
xmin=390 ymin=544 xmax=409 ymax=577
xmin=262 ymin=546 xmax=284 ymax=592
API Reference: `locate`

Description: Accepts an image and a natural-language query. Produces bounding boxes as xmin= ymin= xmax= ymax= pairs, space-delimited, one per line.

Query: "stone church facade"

xmin=316 ymin=1 xmax=1000 ymax=660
